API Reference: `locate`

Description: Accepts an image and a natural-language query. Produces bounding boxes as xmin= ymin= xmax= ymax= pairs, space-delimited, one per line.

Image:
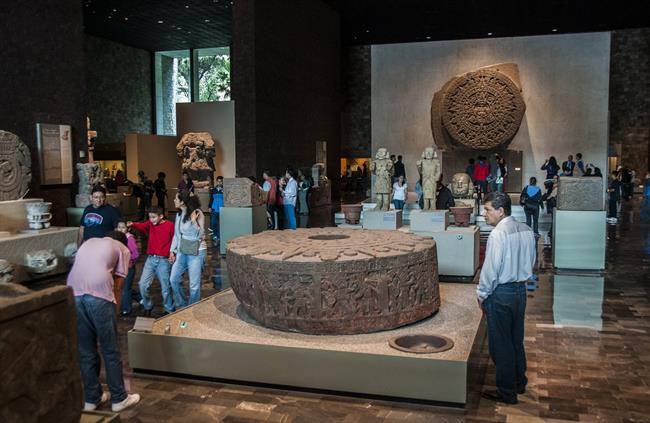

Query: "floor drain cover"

xmin=388 ymin=334 xmax=454 ymax=354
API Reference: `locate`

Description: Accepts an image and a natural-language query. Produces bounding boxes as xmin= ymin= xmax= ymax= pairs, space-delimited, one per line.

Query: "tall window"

xmin=155 ymin=47 xmax=231 ymax=135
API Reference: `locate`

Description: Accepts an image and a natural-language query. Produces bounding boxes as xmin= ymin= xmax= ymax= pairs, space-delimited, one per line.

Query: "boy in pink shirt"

xmin=117 ymin=220 xmax=140 ymax=316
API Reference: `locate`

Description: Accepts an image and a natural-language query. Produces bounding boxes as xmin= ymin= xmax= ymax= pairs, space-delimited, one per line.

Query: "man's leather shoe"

xmin=481 ymin=390 xmax=518 ymax=404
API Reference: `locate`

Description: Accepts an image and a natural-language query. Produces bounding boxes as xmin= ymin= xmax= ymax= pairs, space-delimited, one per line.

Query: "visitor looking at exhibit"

xmin=477 ymin=192 xmax=536 ymax=404
xmin=262 ymin=170 xmax=279 ymax=230
xmin=78 ymin=185 xmax=122 ymax=245
xmin=209 ymin=176 xmax=224 ymax=246
xmin=607 ymin=170 xmax=622 ymax=224
xmin=116 ymin=220 xmax=139 ymax=316
xmin=561 ymin=154 xmax=575 ymax=176
xmin=520 ymin=177 xmax=543 ymax=236
xmin=472 ymin=156 xmax=490 ymax=198
xmin=495 ymin=156 xmax=508 ymax=192
xmin=394 ymin=155 xmax=406 ymax=180
xmin=153 ymin=172 xmax=167 ymax=213
xmin=66 ymin=231 xmax=141 ymax=413
xmin=540 ymin=156 xmax=560 ymax=180
xmin=575 ymin=153 xmax=585 ymax=175
xmin=169 ymin=191 xmax=207 ymax=308
xmin=127 ymin=207 xmax=175 ymax=316
xmin=392 ymin=175 xmax=408 ymax=210
xmin=435 ymin=180 xmax=455 ymax=210
xmin=177 ymin=171 xmax=195 ymax=193
xmin=279 ymin=168 xmax=298 ymax=230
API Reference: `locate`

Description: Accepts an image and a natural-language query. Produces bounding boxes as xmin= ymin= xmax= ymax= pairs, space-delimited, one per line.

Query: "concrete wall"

xmin=176 ymin=102 xmax=236 ymax=179
xmin=372 ymin=32 xmax=611 ymax=188
xmin=125 ymin=133 xmax=180 ymax=185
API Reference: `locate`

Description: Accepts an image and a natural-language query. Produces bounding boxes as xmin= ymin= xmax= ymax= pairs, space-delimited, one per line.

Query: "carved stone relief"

xmin=0 ymin=131 xmax=31 ymax=201
xmin=177 ymin=132 xmax=216 ymax=189
xmin=226 ymin=228 xmax=440 ymax=335
xmin=449 ymin=173 xmax=475 ymax=198
xmin=223 ymin=178 xmax=266 ymax=207
xmin=75 ymin=163 xmax=103 ymax=208
xmin=557 ymin=176 xmax=604 ymax=211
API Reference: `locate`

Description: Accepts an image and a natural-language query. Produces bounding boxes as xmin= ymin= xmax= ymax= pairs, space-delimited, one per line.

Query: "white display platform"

xmin=219 ymin=205 xmax=267 ymax=255
xmin=553 ymin=210 xmax=606 ymax=270
xmin=128 ymin=284 xmax=486 ymax=405
xmin=362 ymin=210 xmax=403 ymax=230
xmin=410 ymin=210 xmax=449 ymax=233
xmin=409 ymin=225 xmax=480 ymax=277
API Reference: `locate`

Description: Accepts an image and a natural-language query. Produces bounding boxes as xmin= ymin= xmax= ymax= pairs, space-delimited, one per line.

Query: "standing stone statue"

xmin=370 ymin=148 xmax=394 ymax=211
xmin=75 ymin=163 xmax=103 ymax=208
xmin=177 ymin=132 xmax=216 ymax=189
xmin=0 ymin=130 xmax=31 ymax=201
xmin=417 ymin=147 xmax=441 ymax=211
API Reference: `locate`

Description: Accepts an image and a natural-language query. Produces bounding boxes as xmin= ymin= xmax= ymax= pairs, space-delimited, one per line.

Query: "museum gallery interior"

xmin=1 ymin=0 xmax=650 ymax=421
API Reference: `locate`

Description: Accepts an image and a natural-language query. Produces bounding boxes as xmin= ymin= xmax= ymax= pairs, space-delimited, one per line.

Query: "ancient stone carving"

xmin=223 ymin=178 xmax=266 ymax=207
xmin=0 ymin=285 xmax=82 ymax=422
xmin=557 ymin=176 xmax=604 ymax=211
xmin=370 ymin=148 xmax=394 ymax=211
xmin=450 ymin=206 xmax=472 ymax=227
xmin=431 ymin=63 xmax=526 ymax=151
xmin=25 ymin=202 xmax=52 ymax=230
xmin=416 ymin=147 xmax=441 ymax=210
xmin=226 ymin=228 xmax=440 ymax=335
xmin=177 ymin=132 xmax=216 ymax=189
xmin=75 ymin=163 xmax=103 ymax=208
xmin=450 ymin=173 xmax=475 ymax=198
xmin=24 ymin=250 xmax=58 ymax=274
xmin=0 ymin=260 xmax=13 ymax=284
xmin=0 ymin=130 xmax=31 ymax=201
xmin=341 ymin=204 xmax=363 ymax=224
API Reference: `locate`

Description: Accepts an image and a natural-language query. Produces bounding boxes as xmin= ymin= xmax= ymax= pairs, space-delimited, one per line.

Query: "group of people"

xmin=466 ymin=154 xmax=509 ymax=197
xmin=262 ymin=167 xmax=314 ymax=230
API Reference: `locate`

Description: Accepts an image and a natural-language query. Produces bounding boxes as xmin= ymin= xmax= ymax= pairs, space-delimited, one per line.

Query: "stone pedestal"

xmin=553 ymin=210 xmax=605 ymax=270
xmin=219 ymin=205 xmax=267 ymax=255
xmin=362 ymin=210 xmax=403 ymax=230
xmin=0 ymin=285 xmax=82 ymax=422
xmin=410 ymin=210 xmax=449 ymax=233
xmin=428 ymin=226 xmax=480 ymax=277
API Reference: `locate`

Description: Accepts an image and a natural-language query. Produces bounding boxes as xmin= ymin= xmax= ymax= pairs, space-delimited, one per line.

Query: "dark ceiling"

xmin=83 ymin=0 xmax=650 ymax=51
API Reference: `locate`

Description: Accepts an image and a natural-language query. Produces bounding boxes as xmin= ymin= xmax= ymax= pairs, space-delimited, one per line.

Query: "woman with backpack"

xmin=520 ymin=177 xmax=543 ymax=236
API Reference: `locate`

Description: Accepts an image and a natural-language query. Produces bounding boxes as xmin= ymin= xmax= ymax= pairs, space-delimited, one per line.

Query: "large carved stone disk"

xmin=0 ymin=131 xmax=31 ymax=201
xmin=226 ymin=228 xmax=440 ymax=335
xmin=440 ymin=68 xmax=525 ymax=150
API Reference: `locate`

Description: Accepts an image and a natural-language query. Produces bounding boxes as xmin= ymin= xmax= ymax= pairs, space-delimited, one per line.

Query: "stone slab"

xmin=557 ymin=176 xmax=604 ymax=211
xmin=219 ymin=205 xmax=267 ymax=255
xmin=0 ymin=198 xmax=44 ymax=233
xmin=128 ymin=283 xmax=485 ymax=404
xmin=412 ymin=226 xmax=480 ymax=277
xmin=410 ymin=210 xmax=449 ymax=232
xmin=223 ymin=178 xmax=266 ymax=207
xmin=362 ymin=210 xmax=403 ymax=230
xmin=553 ymin=210 xmax=606 ymax=270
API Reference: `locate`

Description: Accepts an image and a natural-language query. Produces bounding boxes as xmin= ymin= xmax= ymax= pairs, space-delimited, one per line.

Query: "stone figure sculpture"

xmin=450 ymin=173 xmax=475 ymax=198
xmin=431 ymin=63 xmax=526 ymax=151
xmin=226 ymin=228 xmax=440 ymax=335
xmin=416 ymin=147 xmax=441 ymax=211
xmin=0 ymin=130 xmax=32 ymax=201
xmin=370 ymin=148 xmax=394 ymax=211
xmin=177 ymin=132 xmax=216 ymax=189
xmin=75 ymin=163 xmax=103 ymax=207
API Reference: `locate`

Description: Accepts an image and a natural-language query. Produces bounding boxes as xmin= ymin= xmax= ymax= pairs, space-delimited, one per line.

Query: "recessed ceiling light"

xmin=552 ymin=28 xmax=558 ymax=32
xmin=365 ymin=29 xmax=370 ymax=33
xmin=185 ymin=4 xmax=189 ymax=8
xmin=158 ymin=20 xmax=164 ymax=24
xmin=112 ymin=8 xmax=117 ymax=12
xmin=487 ymin=32 xmax=493 ymax=36
xmin=426 ymin=36 xmax=431 ymax=40
xmin=124 ymin=17 xmax=128 ymax=21
xmin=205 ymin=19 xmax=210 ymax=22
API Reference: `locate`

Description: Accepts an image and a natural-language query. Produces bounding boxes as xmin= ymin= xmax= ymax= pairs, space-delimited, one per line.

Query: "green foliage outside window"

xmin=177 ymin=54 xmax=231 ymax=101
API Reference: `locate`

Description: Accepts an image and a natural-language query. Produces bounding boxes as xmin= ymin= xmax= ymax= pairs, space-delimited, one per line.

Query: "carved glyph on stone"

xmin=370 ymin=147 xmax=394 ymax=211
xmin=431 ymin=63 xmax=526 ymax=151
xmin=24 ymin=249 xmax=58 ymax=274
xmin=177 ymin=132 xmax=216 ymax=189
xmin=557 ymin=176 xmax=604 ymax=211
xmin=25 ymin=201 xmax=52 ymax=230
xmin=416 ymin=147 xmax=441 ymax=210
xmin=226 ymin=228 xmax=440 ymax=335
xmin=223 ymin=178 xmax=266 ymax=207
xmin=0 ymin=259 xmax=14 ymax=284
xmin=75 ymin=163 xmax=103 ymax=208
xmin=450 ymin=173 xmax=475 ymax=198
xmin=0 ymin=130 xmax=31 ymax=201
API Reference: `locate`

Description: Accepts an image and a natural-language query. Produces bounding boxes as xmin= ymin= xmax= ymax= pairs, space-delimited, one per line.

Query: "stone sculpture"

xmin=370 ymin=148 xmax=394 ymax=211
xmin=416 ymin=147 xmax=441 ymax=210
xmin=450 ymin=173 xmax=475 ymax=198
xmin=0 ymin=285 xmax=82 ymax=422
xmin=75 ymin=163 xmax=103 ymax=208
xmin=431 ymin=63 xmax=526 ymax=151
xmin=0 ymin=130 xmax=31 ymax=201
xmin=0 ymin=260 xmax=13 ymax=284
xmin=223 ymin=178 xmax=266 ymax=207
xmin=177 ymin=132 xmax=216 ymax=189
xmin=24 ymin=250 xmax=58 ymax=274
xmin=557 ymin=176 xmax=604 ymax=211
xmin=449 ymin=206 xmax=472 ymax=227
xmin=25 ymin=201 xmax=52 ymax=230
xmin=226 ymin=228 xmax=440 ymax=335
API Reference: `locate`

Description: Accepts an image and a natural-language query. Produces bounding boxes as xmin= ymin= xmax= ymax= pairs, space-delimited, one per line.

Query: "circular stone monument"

xmin=226 ymin=228 xmax=440 ymax=335
xmin=0 ymin=130 xmax=31 ymax=201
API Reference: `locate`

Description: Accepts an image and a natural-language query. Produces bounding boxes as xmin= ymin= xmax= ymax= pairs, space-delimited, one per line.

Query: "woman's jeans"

xmin=170 ymin=249 xmax=207 ymax=308
xmin=120 ymin=266 xmax=136 ymax=314
xmin=393 ymin=199 xmax=405 ymax=210
xmin=283 ymin=204 xmax=296 ymax=229
xmin=75 ymin=295 xmax=127 ymax=405
xmin=484 ymin=282 xmax=528 ymax=401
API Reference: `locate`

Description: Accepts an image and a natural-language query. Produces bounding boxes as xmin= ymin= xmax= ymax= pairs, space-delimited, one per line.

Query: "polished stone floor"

xmin=39 ymin=197 xmax=650 ymax=422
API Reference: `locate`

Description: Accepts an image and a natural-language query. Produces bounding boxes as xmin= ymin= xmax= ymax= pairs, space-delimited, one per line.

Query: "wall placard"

xmin=36 ymin=123 xmax=73 ymax=185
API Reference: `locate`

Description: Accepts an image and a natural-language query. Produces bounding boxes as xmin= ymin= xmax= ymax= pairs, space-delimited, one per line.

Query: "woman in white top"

xmin=392 ymin=175 xmax=408 ymax=210
xmin=280 ymin=168 xmax=298 ymax=229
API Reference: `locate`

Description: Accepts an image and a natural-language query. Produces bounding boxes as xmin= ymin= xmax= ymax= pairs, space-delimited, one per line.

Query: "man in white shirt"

xmin=478 ymin=192 xmax=536 ymax=404
xmin=280 ymin=168 xmax=298 ymax=230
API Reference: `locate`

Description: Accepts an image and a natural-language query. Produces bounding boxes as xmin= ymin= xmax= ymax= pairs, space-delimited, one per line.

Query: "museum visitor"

xmin=520 ymin=177 xmax=543 ymax=236
xmin=78 ymin=185 xmax=122 ymax=245
xmin=262 ymin=170 xmax=279 ymax=230
xmin=279 ymin=168 xmax=298 ymax=230
xmin=116 ymin=220 xmax=139 ymax=316
xmin=209 ymin=176 xmax=224 ymax=246
xmin=392 ymin=175 xmax=408 ymax=210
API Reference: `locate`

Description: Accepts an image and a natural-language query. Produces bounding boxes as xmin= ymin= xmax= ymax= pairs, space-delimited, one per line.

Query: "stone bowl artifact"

xmin=388 ymin=334 xmax=454 ymax=354
xmin=341 ymin=204 xmax=363 ymax=224
xmin=226 ymin=228 xmax=440 ymax=335
xmin=449 ymin=206 xmax=472 ymax=227
xmin=24 ymin=249 xmax=58 ymax=274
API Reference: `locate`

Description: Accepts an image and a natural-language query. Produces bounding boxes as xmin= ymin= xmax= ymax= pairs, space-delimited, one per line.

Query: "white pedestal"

xmin=410 ymin=210 xmax=448 ymax=233
xmin=414 ymin=226 xmax=480 ymax=277
xmin=553 ymin=210 xmax=606 ymax=270
xmin=362 ymin=210 xmax=403 ymax=230
xmin=219 ymin=205 xmax=267 ymax=255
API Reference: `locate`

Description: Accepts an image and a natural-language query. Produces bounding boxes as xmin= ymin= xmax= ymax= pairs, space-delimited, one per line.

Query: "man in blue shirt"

xmin=209 ymin=176 xmax=224 ymax=245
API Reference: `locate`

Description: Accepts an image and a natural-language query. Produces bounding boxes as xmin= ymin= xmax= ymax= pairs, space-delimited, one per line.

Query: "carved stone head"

xmin=422 ymin=147 xmax=435 ymax=160
xmin=450 ymin=173 xmax=472 ymax=197
xmin=375 ymin=148 xmax=389 ymax=160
